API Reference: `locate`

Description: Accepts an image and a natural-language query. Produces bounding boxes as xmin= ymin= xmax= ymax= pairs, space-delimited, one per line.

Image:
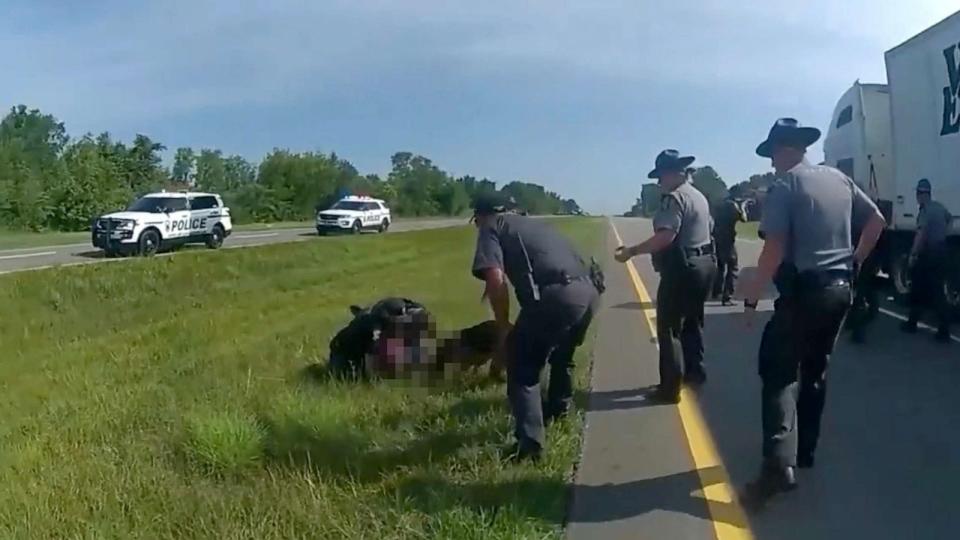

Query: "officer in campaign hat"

xmin=615 ymin=149 xmax=717 ymax=403
xmin=470 ymin=192 xmax=601 ymax=462
xmin=901 ymin=178 xmax=953 ymax=342
xmin=739 ymin=118 xmax=886 ymax=510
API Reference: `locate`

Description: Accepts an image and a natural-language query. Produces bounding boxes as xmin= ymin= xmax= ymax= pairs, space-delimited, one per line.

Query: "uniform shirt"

xmin=917 ymin=200 xmax=952 ymax=252
xmin=759 ymin=159 xmax=879 ymax=273
xmin=652 ymin=180 xmax=713 ymax=249
xmin=472 ymin=214 xmax=588 ymax=308
xmin=712 ymin=199 xmax=744 ymax=246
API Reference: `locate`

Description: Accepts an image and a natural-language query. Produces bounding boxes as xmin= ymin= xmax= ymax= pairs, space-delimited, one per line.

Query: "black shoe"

xmin=684 ymin=370 xmax=707 ymax=387
xmin=739 ymin=466 xmax=798 ymax=512
xmin=646 ymin=386 xmax=681 ymax=404
xmin=901 ymin=321 xmax=918 ymax=334
xmin=797 ymin=453 xmax=815 ymax=469
xmin=721 ymin=297 xmax=734 ymax=307
xmin=935 ymin=329 xmax=952 ymax=343
xmin=503 ymin=442 xmax=542 ymax=463
xmin=543 ymin=407 xmax=569 ymax=427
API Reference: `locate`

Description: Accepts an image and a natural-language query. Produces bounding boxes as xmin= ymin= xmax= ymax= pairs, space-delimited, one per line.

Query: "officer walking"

xmin=471 ymin=193 xmax=601 ymax=462
xmin=739 ymin=118 xmax=886 ymax=510
xmin=712 ymin=195 xmax=747 ymax=305
xmin=901 ymin=178 xmax=953 ymax=342
xmin=615 ymin=149 xmax=717 ymax=403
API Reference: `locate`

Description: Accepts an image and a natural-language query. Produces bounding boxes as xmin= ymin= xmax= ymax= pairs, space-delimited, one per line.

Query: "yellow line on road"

xmin=610 ymin=221 xmax=754 ymax=540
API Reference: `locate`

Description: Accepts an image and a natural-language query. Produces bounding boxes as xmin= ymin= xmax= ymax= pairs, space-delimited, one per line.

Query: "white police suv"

xmin=316 ymin=196 xmax=391 ymax=235
xmin=92 ymin=191 xmax=233 ymax=256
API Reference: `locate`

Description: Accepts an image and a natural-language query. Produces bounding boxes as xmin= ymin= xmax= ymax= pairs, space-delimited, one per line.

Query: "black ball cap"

xmin=472 ymin=193 xmax=511 ymax=215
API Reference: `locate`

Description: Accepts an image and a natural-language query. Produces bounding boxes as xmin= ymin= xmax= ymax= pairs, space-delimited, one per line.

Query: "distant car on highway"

xmin=91 ymin=191 xmax=233 ymax=257
xmin=316 ymin=195 xmax=391 ymax=235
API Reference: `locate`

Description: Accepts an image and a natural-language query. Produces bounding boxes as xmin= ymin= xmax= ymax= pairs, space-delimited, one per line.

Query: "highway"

xmin=567 ymin=217 xmax=960 ymax=540
xmin=0 ymin=218 xmax=468 ymax=275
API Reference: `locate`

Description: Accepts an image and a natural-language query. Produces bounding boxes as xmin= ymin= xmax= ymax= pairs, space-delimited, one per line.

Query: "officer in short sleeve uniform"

xmin=471 ymin=193 xmax=600 ymax=461
xmin=711 ymin=196 xmax=747 ymax=305
xmin=740 ymin=118 xmax=886 ymax=509
xmin=615 ymin=150 xmax=717 ymax=404
xmin=901 ymin=178 xmax=953 ymax=342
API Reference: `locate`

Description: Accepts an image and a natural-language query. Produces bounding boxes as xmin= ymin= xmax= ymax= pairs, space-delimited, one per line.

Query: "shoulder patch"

xmin=660 ymin=193 xmax=680 ymax=212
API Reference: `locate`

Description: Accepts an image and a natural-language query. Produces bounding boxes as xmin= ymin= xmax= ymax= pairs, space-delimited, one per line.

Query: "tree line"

xmin=0 ymin=105 xmax=583 ymax=232
xmin=627 ymin=166 xmax=730 ymax=217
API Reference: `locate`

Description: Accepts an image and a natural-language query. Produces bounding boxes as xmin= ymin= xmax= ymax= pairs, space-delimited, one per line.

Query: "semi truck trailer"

xmin=823 ymin=9 xmax=960 ymax=311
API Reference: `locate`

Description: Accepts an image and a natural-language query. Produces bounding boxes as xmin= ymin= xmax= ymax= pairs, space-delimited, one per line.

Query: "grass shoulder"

xmin=0 ymin=216 xmax=604 ymax=539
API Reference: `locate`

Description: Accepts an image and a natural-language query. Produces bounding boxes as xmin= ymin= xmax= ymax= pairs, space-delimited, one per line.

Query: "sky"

xmin=2 ymin=1 xmax=958 ymax=215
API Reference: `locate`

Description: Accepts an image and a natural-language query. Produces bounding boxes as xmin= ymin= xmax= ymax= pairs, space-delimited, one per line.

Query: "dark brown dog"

xmin=435 ymin=320 xmax=500 ymax=374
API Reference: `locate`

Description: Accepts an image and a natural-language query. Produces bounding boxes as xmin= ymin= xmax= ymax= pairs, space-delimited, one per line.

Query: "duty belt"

xmin=541 ymin=273 xmax=589 ymax=288
xmin=683 ymin=244 xmax=714 ymax=257
xmin=797 ymin=269 xmax=851 ymax=289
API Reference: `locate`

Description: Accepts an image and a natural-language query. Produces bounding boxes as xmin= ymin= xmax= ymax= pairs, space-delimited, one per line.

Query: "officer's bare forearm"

xmin=854 ymin=213 xmax=885 ymax=265
xmin=630 ymin=230 xmax=677 ymax=256
xmin=745 ymin=236 xmax=784 ymax=301
xmin=483 ymin=269 xmax=511 ymax=330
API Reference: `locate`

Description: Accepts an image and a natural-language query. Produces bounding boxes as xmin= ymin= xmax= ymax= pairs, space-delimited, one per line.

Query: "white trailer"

xmin=824 ymin=9 xmax=960 ymax=309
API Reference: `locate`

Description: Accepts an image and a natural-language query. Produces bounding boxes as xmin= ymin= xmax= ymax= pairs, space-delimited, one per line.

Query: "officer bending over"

xmin=901 ymin=178 xmax=953 ymax=342
xmin=471 ymin=193 xmax=600 ymax=462
xmin=740 ymin=118 xmax=885 ymax=510
xmin=615 ymin=149 xmax=717 ymax=404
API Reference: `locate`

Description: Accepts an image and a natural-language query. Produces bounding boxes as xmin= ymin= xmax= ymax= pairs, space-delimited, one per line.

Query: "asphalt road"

xmin=568 ymin=217 xmax=960 ymax=540
xmin=0 ymin=218 xmax=468 ymax=275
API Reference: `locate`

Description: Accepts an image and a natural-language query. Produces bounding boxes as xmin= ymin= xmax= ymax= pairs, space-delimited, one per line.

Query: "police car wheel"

xmin=351 ymin=220 xmax=362 ymax=234
xmin=379 ymin=219 xmax=389 ymax=233
xmin=138 ymin=230 xmax=160 ymax=257
xmin=206 ymin=225 xmax=225 ymax=249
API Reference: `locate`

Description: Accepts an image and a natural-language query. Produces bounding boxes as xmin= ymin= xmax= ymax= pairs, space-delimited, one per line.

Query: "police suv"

xmin=316 ymin=195 xmax=391 ymax=235
xmin=92 ymin=191 xmax=233 ymax=256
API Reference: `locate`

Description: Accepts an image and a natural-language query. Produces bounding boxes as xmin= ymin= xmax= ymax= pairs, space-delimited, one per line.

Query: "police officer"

xmin=471 ymin=193 xmax=600 ymax=461
xmin=615 ymin=149 xmax=717 ymax=403
xmin=739 ymin=118 xmax=886 ymax=510
xmin=712 ymin=195 xmax=747 ymax=305
xmin=901 ymin=178 xmax=953 ymax=342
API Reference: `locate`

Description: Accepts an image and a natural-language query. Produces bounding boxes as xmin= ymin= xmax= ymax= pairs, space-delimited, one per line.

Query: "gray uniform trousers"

xmin=759 ymin=270 xmax=852 ymax=468
xmin=506 ymin=279 xmax=599 ymax=450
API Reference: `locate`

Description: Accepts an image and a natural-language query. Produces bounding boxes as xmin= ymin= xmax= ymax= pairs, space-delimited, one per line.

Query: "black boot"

xmin=740 ymin=466 xmax=798 ymax=511
xmin=900 ymin=320 xmax=918 ymax=334
xmin=935 ymin=328 xmax=952 ymax=343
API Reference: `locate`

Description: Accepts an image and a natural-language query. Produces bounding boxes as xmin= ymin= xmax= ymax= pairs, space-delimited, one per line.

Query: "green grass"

xmin=737 ymin=220 xmax=759 ymax=239
xmin=0 ymin=217 xmax=604 ymax=539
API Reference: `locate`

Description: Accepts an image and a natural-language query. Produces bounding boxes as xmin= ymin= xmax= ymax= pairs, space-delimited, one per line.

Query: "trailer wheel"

xmin=890 ymin=251 xmax=912 ymax=304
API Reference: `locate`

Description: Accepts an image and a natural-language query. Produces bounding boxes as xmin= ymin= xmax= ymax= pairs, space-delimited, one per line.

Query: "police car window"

xmin=332 ymin=200 xmax=365 ymax=211
xmin=364 ymin=203 xmax=379 ymax=211
xmin=191 ymin=196 xmax=218 ymax=210
xmin=127 ymin=197 xmax=188 ymax=213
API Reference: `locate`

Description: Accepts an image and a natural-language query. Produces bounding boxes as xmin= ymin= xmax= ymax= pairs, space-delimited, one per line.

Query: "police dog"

xmin=434 ymin=320 xmax=501 ymax=377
